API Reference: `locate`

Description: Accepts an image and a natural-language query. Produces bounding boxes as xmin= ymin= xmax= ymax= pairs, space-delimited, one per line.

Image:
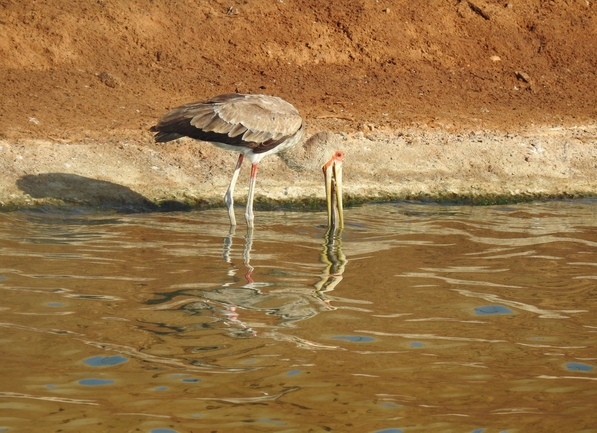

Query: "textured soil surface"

xmin=1 ymin=0 xmax=597 ymax=211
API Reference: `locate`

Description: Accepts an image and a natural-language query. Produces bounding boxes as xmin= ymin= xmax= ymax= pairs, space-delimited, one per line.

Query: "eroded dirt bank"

xmin=1 ymin=0 xmax=597 ymax=210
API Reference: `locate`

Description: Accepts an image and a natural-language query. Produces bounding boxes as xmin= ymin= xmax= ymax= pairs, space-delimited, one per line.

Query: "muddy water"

xmin=1 ymin=202 xmax=597 ymax=433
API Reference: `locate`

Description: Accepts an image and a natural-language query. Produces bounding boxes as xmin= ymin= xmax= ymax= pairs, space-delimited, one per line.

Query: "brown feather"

xmin=150 ymin=94 xmax=303 ymax=154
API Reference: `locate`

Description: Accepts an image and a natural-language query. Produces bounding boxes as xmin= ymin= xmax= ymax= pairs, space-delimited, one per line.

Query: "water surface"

xmin=1 ymin=201 xmax=597 ymax=432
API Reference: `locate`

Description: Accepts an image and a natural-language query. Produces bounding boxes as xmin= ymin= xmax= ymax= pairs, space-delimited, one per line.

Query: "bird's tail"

xmin=149 ymin=126 xmax=184 ymax=143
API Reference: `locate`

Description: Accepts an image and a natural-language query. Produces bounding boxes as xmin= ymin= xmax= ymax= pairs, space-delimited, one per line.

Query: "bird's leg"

xmin=225 ymin=154 xmax=244 ymax=226
xmin=245 ymin=163 xmax=259 ymax=228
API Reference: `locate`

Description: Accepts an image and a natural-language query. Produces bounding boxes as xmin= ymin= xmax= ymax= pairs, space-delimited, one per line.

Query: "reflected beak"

xmin=323 ymin=151 xmax=344 ymax=229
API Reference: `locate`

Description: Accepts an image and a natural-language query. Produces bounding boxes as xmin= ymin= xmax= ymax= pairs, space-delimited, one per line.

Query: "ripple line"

xmin=194 ymin=386 xmax=299 ymax=403
xmin=355 ymin=330 xmax=505 ymax=343
xmin=0 ymin=391 xmax=98 ymax=406
xmin=537 ymin=375 xmax=597 ymax=381
xmin=453 ymin=288 xmax=587 ymax=319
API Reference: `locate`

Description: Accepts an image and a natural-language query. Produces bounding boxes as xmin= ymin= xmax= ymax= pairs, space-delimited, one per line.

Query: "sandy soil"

xmin=1 ymin=0 xmax=597 ymax=212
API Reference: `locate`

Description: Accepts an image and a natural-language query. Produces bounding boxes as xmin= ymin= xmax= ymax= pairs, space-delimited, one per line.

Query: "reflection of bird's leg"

xmin=225 ymin=154 xmax=244 ymax=226
xmin=217 ymin=231 xmax=256 ymax=337
xmin=222 ymin=227 xmax=239 ymax=279
xmin=243 ymin=231 xmax=254 ymax=284
xmin=223 ymin=226 xmax=235 ymax=264
xmin=222 ymin=228 xmax=254 ymax=284
xmin=245 ymin=163 xmax=259 ymax=228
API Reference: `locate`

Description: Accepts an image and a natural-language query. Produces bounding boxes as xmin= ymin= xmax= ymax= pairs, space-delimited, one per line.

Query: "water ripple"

xmin=0 ymin=392 xmax=99 ymax=406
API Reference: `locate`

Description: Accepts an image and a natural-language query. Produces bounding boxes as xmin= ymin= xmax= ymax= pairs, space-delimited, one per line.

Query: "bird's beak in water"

xmin=324 ymin=151 xmax=344 ymax=229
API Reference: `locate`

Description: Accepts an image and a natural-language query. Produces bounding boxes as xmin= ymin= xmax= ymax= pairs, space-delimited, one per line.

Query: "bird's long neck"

xmin=278 ymin=130 xmax=333 ymax=171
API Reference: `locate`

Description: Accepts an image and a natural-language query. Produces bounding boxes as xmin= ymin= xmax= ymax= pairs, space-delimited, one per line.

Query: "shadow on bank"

xmin=16 ymin=173 xmax=191 ymax=212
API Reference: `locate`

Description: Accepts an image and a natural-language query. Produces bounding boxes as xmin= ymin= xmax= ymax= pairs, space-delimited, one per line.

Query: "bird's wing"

xmin=151 ymin=94 xmax=303 ymax=153
xmin=207 ymin=94 xmax=303 ymax=142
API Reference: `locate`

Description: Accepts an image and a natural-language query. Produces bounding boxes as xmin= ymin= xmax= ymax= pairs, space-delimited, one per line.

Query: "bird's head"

xmin=278 ymin=131 xmax=344 ymax=228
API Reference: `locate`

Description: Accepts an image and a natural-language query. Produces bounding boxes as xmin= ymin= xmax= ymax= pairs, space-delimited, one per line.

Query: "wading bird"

xmin=150 ymin=93 xmax=344 ymax=228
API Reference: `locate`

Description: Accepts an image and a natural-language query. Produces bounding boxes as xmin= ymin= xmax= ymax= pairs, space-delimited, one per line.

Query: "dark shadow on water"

xmin=16 ymin=173 xmax=191 ymax=213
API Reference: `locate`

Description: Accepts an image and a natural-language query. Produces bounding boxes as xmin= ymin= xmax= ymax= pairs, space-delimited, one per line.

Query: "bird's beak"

xmin=323 ymin=151 xmax=344 ymax=229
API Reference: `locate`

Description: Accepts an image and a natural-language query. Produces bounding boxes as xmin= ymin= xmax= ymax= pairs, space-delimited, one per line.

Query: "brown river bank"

xmin=2 ymin=123 xmax=597 ymax=212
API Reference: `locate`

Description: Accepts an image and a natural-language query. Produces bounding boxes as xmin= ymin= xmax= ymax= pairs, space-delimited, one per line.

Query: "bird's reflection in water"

xmin=313 ymin=228 xmax=347 ymax=310
xmin=222 ymin=227 xmax=255 ymax=284
xmin=219 ymin=227 xmax=347 ymax=326
xmin=217 ymin=227 xmax=257 ymax=337
xmin=147 ymin=226 xmax=349 ymax=344
xmin=223 ymin=227 xmax=346 ymax=294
